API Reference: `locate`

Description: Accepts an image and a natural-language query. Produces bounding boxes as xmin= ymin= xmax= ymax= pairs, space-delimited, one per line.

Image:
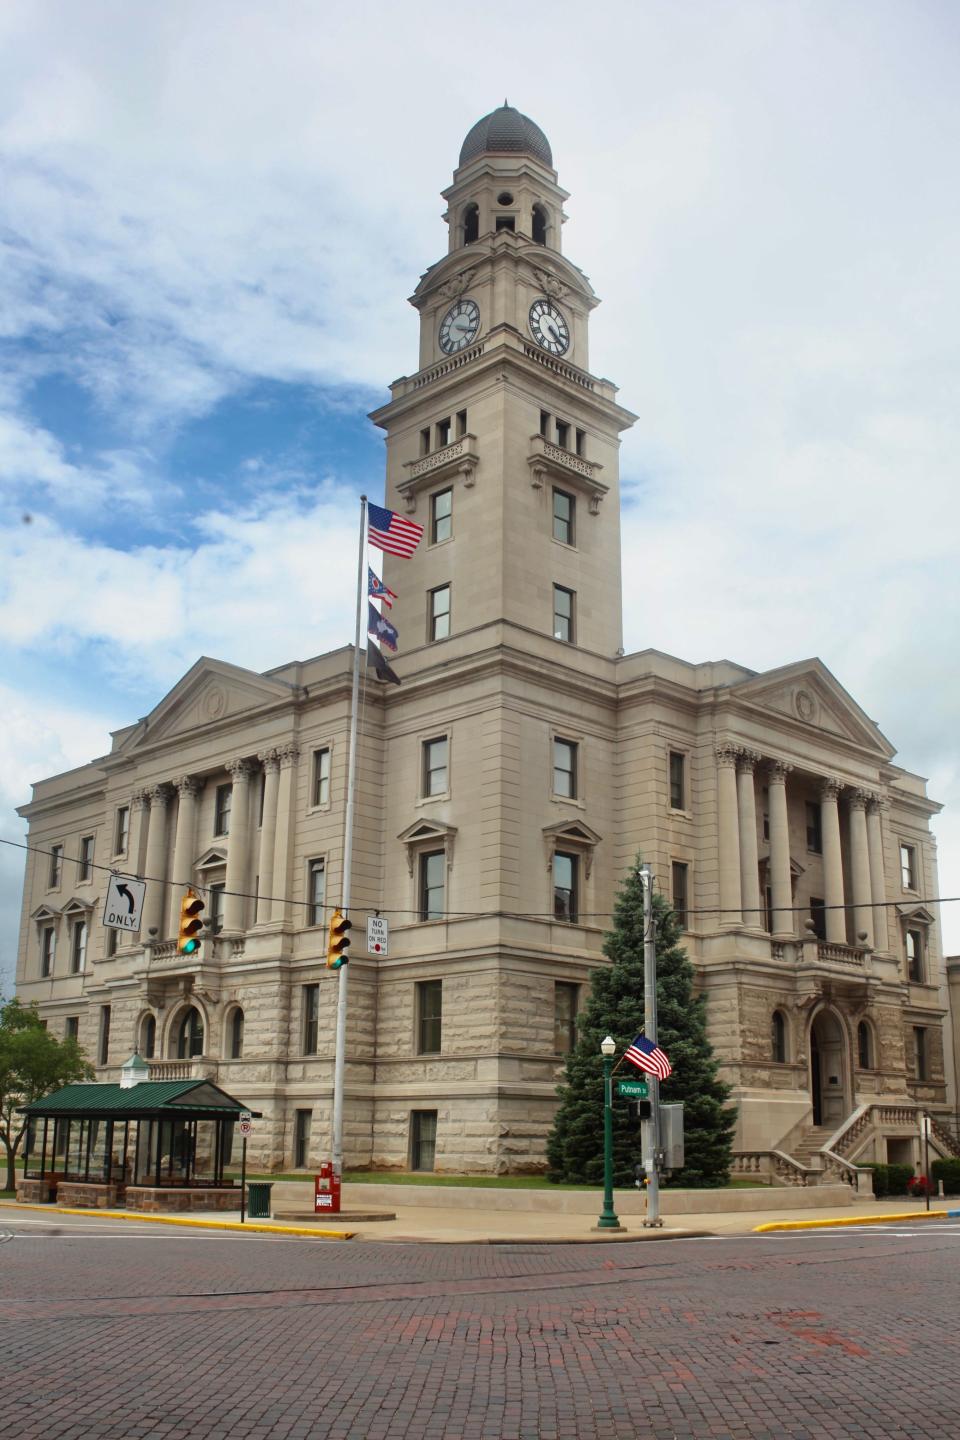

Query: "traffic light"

xmin=178 ymin=888 xmax=205 ymax=955
xmin=326 ymin=908 xmax=352 ymax=969
xmin=636 ymin=1099 xmax=653 ymax=1120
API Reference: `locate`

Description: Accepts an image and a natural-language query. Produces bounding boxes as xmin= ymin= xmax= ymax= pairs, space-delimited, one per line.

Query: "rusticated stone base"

xmin=124 ymin=1185 xmax=240 ymax=1213
xmin=18 ymin=1179 xmax=56 ymax=1204
xmin=56 ymin=1181 xmax=122 ymax=1209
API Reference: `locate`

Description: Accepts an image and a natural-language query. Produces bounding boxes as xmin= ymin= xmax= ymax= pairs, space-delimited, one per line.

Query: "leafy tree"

xmin=0 ymin=998 xmax=93 ymax=1191
xmin=547 ymin=859 xmax=736 ymax=1188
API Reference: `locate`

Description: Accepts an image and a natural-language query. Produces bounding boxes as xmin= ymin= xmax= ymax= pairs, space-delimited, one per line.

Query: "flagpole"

xmin=640 ymin=864 xmax=662 ymax=1227
xmin=331 ymin=493 xmax=367 ymax=1184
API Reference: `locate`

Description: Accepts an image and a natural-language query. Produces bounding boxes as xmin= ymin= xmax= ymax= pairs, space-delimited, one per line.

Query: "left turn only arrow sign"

xmin=102 ymin=874 xmax=147 ymax=934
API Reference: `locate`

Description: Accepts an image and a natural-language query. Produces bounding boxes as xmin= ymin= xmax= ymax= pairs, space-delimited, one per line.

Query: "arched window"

xmin=141 ymin=1014 xmax=156 ymax=1059
xmin=857 ymin=1021 xmax=873 ymax=1070
xmin=463 ymin=203 xmax=479 ymax=245
xmin=532 ymin=203 xmax=548 ymax=246
xmin=176 ymin=1007 xmax=204 ymax=1060
xmin=229 ymin=1007 xmax=244 ymax=1060
xmin=771 ymin=1010 xmax=787 ymax=1064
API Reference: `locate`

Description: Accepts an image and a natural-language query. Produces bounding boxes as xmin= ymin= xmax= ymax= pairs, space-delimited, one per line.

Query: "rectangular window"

xmin=810 ymin=897 xmax=826 ymax=942
xmin=420 ymin=426 xmax=431 ymax=456
xmin=575 ymin=428 xmax=586 ymax=457
xmin=78 ymin=835 xmax=94 ymax=882
xmin=554 ymin=981 xmax=579 ymax=1054
xmin=105 ymin=927 xmax=118 ymax=958
xmin=913 ymin=1026 xmax=928 ymax=1082
xmin=419 ymin=850 xmax=445 ymax=921
xmin=49 ymin=844 xmax=63 ymax=889
xmin=422 ymin=736 xmax=449 ymax=797
xmin=539 ymin=409 xmax=550 ymax=438
xmin=70 ymin=921 xmax=87 ymax=975
xmin=99 ymin=1005 xmax=111 ymax=1066
xmin=806 ymin=802 xmax=823 ymax=854
xmin=114 ymin=806 xmax=130 ymax=856
xmin=416 ymin=979 xmax=443 ymax=1055
xmin=669 ymin=751 xmax=686 ymax=810
xmin=65 ymin=1016 xmax=79 ymax=1043
xmin=553 ymin=585 xmax=574 ymax=643
xmin=209 ymin=883 xmax=226 ymax=932
xmin=303 ymin=984 xmax=320 ymax=1056
xmin=436 ymin=416 xmax=451 ymax=448
xmin=430 ymin=488 xmax=452 ymax=544
xmin=456 ymin=409 xmax=467 ymax=438
xmin=900 ymin=843 xmax=917 ymax=890
xmin=553 ymin=851 xmax=578 ymax=924
xmin=555 ymin=419 xmax=569 ymax=450
xmin=429 ymin=584 xmax=451 ymax=641
xmin=553 ymin=738 xmax=578 ymax=798
xmin=312 ymin=747 xmax=331 ymax=808
xmin=294 ymin=1109 xmax=312 ymax=1168
xmin=308 ymin=858 xmax=326 ymax=927
xmin=672 ymin=861 xmax=689 ymax=930
xmin=411 ymin=1110 xmax=438 ymax=1172
xmin=214 ymin=784 xmax=232 ymax=837
xmin=906 ymin=929 xmax=924 ymax=983
xmin=495 ymin=215 xmax=515 ymax=232
xmin=552 ymin=487 xmax=575 ymax=546
xmin=40 ymin=926 xmax=56 ymax=978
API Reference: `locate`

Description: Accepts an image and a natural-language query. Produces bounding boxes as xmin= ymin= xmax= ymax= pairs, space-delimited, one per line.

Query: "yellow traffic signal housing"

xmin=326 ymin=908 xmax=352 ymax=969
xmin=178 ymin=888 xmax=205 ymax=955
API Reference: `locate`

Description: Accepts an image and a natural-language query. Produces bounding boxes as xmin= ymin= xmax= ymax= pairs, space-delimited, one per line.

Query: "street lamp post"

xmin=596 ymin=1035 xmax=622 ymax=1231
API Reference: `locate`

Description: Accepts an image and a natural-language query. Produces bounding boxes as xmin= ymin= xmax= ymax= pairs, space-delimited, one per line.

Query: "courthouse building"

xmin=14 ymin=106 xmax=956 ymax=1177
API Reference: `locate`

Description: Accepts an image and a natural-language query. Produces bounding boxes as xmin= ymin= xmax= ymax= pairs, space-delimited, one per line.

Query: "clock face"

xmin=529 ymin=299 xmax=570 ymax=356
xmin=438 ymin=299 xmax=480 ymax=354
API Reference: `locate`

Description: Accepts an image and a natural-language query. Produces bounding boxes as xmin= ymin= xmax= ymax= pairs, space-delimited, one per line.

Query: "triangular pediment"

xmin=397 ymin=820 xmax=458 ymax=845
xmin=115 ymin=658 xmax=296 ymax=752
xmin=31 ymin=904 xmax=60 ymax=923
xmin=61 ymin=896 xmax=94 ymax=915
xmin=897 ymin=903 xmax=936 ymax=926
xmin=729 ymin=660 xmax=895 ymax=759
xmin=542 ymin=819 xmax=603 ymax=847
xmin=195 ymin=847 xmax=228 ymax=870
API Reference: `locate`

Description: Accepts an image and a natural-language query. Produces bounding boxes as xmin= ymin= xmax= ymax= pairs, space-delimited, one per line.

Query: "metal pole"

xmin=641 ymin=864 xmax=662 ymax=1227
xmin=596 ymin=1052 xmax=622 ymax=1229
xmin=240 ymin=1134 xmax=247 ymax=1224
xmin=923 ymin=1113 xmax=931 ymax=1213
xmin=332 ymin=494 xmax=367 ymax=1183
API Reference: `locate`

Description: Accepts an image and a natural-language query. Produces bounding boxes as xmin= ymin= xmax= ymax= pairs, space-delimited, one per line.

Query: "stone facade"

xmin=13 ymin=105 xmax=955 ymax=1176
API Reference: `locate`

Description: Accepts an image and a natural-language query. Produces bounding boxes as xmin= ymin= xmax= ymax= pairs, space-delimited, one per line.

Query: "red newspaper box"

xmin=315 ymin=1163 xmax=341 ymax=1214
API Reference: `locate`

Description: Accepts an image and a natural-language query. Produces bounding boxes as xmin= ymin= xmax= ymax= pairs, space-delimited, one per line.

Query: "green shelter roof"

xmin=18 ymin=1079 xmax=261 ymax=1119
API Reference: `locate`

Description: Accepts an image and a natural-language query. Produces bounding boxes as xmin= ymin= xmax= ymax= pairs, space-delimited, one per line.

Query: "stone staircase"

xmin=787 ymin=1125 xmax=835 ymax=1172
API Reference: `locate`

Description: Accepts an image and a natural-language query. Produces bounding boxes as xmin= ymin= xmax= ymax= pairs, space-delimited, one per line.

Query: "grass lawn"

xmin=226 ymin=1169 xmax=767 ymax=1190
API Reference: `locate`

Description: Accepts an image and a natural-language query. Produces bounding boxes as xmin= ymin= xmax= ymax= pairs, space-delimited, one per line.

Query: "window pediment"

xmin=61 ymin=896 xmax=93 ymax=916
xmin=31 ymin=904 xmax=60 ymax=924
xmin=398 ymin=819 xmax=458 ymax=876
xmin=542 ymin=819 xmax=602 ymax=878
xmin=897 ymin=903 xmax=935 ymax=926
xmin=195 ymin=847 xmax=228 ymax=870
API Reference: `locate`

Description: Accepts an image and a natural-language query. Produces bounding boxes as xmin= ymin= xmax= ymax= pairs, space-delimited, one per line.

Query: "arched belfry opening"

xmin=532 ymin=203 xmax=548 ymax=246
xmin=463 ymin=203 xmax=479 ymax=245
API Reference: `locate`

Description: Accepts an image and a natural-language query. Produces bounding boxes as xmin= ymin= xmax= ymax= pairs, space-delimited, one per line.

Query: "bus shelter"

xmin=18 ymin=1071 xmax=261 ymax=1212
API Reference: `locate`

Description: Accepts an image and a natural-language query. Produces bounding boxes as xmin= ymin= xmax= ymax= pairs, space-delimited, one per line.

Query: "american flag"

xmin=368 ymin=503 xmax=423 ymax=559
xmin=624 ymin=1033 xmax=672 ymax=1080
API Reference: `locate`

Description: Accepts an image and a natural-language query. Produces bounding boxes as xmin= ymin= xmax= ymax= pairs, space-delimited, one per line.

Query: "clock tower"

xmin=369 ymin=103 xmax=637 ymax=663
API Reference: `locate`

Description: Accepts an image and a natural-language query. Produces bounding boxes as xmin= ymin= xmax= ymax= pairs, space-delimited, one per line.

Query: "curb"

xmin=0 ymin=1201 xmax=353 ymax=1239
xmin=755 ymin=1210 xmax=951 ymax=1232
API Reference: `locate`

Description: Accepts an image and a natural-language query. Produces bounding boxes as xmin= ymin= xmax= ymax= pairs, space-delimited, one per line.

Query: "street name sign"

xmin=617 ymin=1079 xmax=649 ymax=1099
xmin=367 ymin=914 xmax=389 ymax=955
xmin=102 ymin=874 xmax=147 ymax=934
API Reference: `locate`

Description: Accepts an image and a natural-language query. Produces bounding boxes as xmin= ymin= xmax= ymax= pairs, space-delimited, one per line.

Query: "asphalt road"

xmin=2 ymin=1211 xmax=959 ymax=1440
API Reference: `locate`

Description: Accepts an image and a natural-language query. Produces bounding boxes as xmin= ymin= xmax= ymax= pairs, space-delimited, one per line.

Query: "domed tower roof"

xmin=458 ymin=103 xmax=553 ymax=169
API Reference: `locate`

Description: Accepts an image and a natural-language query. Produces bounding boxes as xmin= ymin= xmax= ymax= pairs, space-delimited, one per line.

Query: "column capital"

xmin=130 ymin=788 xmax=149 ymax=811
xmin=849 ymin=788 xmax=874 ymax=811
xmin=820 ymin=776 xmax=844 ymax=801
xmin=715 ymin=742 xmax=740 ymax=769
xmin=173 ymin=774 xmax=203 ymax=799
xmin=226 ymin=757 xmax=254 ymax=783
xmin=276 ymin=741 xmax=300 ymax=769
xmin=736 ymin=748 xmax=762 ymax=774
xmin=146 ymin=783 xmax=173 ymax=809
xmin=257 ymin=748 xmax=281 ymax=774
xmin=867 ymin=794 xmax=888 ymax=815
xmin=766 ymin=758 xmax=793 ymax=784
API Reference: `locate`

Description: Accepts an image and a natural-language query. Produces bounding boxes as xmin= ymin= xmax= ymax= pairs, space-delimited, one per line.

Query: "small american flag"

xmin=624 ymin=1033 xmax=672 ymax=1080
xmin=368 ymin=503 xmax=423 ymax=559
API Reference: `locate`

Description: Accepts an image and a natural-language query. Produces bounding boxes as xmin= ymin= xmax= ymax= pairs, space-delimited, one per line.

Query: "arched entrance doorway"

xmin=809 ymin=1009 xmax=850 ymax=1127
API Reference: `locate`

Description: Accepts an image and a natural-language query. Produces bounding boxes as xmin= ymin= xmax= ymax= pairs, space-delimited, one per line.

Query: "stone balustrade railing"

xmin=731 ymin=1150 xmax=817 ymax=1187
xmin=816 ymin=941 xmax=867 ymax=967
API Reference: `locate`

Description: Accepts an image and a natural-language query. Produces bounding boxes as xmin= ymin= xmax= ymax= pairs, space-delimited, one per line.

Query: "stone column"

xmin=255 ymin=750 xmax=280 ymax=924
xmin=848 ymin=789 xmax=874 ymax=949
xmin=820 ymin=778 xmax=847 ymax=944
xmin=716 ymin=744 xmax=742 ymax=927
xmin=140 ymin=785 xmax=172 ymax=938
xmin=271 ymin=743 xmax=299 ymax=926
xmin=122 ymin=790 xmax=147 ymax=949
xmin=867 ymin=797 xmax=889 ymax=953
xmin=736 ymin=750 xmax=762 ymax=929
xmin=169 ymin=775 xmax=202 ymax=937
xmin=767 ymin=759 xmax=795 ymax=938
xmin=223 ymin=758 xmax=254 ymax=935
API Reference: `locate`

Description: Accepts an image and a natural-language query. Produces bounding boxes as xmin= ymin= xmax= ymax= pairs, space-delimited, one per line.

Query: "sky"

xmin=1 ymin=0 xmax=958 ymax=988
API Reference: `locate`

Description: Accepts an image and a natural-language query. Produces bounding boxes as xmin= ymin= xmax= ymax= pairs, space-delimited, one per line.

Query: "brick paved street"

xmin=2 ymin=1213 xmax=959 ymax=1439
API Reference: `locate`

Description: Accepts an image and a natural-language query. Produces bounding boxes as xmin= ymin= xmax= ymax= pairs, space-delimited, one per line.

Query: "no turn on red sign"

xmin=366 ymin=915 xmax=389 ymax=955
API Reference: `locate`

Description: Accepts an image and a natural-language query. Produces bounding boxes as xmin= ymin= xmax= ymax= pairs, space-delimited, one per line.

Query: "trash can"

xmin=246 ymin=1181 xmax=273 ymax=1219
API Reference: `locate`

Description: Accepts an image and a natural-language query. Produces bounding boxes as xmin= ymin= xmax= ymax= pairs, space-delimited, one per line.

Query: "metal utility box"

xmin=659 ymin=1103 xmax=685 ymax=1171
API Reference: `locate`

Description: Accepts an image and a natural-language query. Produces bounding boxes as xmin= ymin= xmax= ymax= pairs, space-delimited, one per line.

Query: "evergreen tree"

xmin=546 ymin=858 xmax=736 ymax=1188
